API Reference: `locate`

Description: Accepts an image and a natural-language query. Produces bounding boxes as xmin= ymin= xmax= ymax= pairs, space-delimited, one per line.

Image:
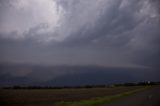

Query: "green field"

xmin=0 ymin=86 xmax=150 ymax=106
xmin=55 ymin=86 xmax=150 ymax=106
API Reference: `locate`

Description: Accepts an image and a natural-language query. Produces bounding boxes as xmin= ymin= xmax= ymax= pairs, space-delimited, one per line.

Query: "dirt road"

xmin=101 ymin=86 xmax=160 ymax=106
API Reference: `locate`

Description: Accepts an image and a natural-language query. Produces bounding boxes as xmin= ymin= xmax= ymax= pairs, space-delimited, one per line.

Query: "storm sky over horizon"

xmin=0 ymin=0 xmax=160 ymax=86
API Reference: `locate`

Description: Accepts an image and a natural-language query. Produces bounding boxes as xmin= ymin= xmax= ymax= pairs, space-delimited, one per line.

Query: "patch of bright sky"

xmin=0 ymin=0 xmax=65 ymax=40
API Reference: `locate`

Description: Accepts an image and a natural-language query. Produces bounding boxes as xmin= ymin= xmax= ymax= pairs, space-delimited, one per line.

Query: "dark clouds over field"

xmin=0 ymin=0 xmax=160 ymax=86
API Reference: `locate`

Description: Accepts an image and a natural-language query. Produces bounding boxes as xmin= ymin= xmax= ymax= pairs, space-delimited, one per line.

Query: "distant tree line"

xmin=2 ymin=85 xmax=106 ymax=89
xmin=2 ymin=81 xmax=160 ymax=89
xmin=114 ymin=81 xmax=160 ymax=87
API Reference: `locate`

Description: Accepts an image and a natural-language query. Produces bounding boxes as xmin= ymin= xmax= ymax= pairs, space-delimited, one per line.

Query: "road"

xmin=101 ymin=86 xmax=160 ymax=106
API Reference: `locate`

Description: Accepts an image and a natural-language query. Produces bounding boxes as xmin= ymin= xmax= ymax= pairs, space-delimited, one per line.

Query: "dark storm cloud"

xmin=0 ymin=0 xmax=160 ymax=85
xmin=0 ymin=62 xmax=159 ymax=86
xmin=58 ymin=0 xmax=160 ymax=69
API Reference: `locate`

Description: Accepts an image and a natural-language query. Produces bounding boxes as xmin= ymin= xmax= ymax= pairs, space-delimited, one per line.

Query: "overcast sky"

xmin=0 ymin=0 xmax=160 ymax=86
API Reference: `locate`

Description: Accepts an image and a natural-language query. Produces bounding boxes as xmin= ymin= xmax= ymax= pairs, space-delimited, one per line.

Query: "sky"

xmin=0 ymin=0 xmax=160 ymax=86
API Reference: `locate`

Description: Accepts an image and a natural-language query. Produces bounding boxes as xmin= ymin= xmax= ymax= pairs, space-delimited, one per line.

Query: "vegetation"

xmin=0 ymin=85 xmax=150 ymax=106
xmin=55 ymin=86 xmax=150 ymax=106
xmin=2 ymin=81 xmax=160 ymax=89
xmin=1 ymin=82 xmax=159 ymax=106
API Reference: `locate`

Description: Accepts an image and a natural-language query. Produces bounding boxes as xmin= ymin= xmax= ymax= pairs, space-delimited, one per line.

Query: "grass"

xmin=0 ymin=86 xmax=151 ymax=106
xmin=55 ymin=86 xmax=150 ymax=106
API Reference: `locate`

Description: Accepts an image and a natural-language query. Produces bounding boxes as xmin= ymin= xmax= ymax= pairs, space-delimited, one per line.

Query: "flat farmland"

xmin=0 ymin=86 xmax=147 ymax=106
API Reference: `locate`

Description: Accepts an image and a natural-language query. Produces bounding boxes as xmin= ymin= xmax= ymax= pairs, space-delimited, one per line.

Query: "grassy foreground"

xmin=55 ymin=86 xmax=150 ymax=106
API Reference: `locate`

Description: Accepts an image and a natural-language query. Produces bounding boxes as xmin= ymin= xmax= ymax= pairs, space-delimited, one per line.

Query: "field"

xmin=0 ymin=86 xmax=149 ymax=106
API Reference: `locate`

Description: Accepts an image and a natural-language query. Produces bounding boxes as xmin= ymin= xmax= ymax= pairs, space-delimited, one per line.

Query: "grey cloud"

xmin=0 ymin=0 xmax=160 ymax=85
xmin=60 ymin=0 xmax=160 ymax=67
xmin=0 ymin=0 xmax=63 ymax=41
xmin=0 ymin=0 xmax=159 ymax=68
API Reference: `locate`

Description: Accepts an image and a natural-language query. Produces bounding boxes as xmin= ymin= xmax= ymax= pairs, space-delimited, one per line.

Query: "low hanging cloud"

xmin=0 ymin=62 xmax=159 ymax=86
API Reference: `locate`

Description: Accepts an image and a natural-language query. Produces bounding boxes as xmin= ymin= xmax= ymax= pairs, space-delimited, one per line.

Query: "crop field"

xmin=0 ymin=86 xmax=148 ymax=106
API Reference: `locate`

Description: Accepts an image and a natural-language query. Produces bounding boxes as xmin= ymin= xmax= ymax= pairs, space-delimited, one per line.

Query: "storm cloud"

xmin=0 ymin=0 xmax=160 ymax=86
